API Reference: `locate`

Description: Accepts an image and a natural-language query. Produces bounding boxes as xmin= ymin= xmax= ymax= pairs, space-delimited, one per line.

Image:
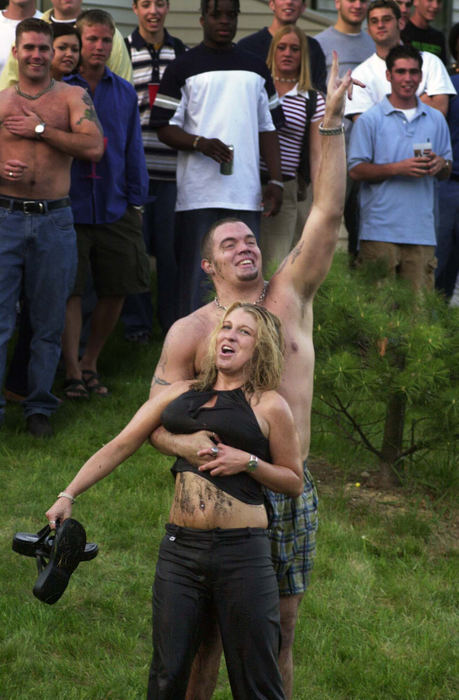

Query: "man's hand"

xmin=1 ymin=158 xmax=28 ymax=181
xmin=197 ymin=442 xmax=248 ymax=477
xmin=3 ymin=106 xmax=42 ymax=139
xmin=425 ymin=152 xmax=449 ymax=177
xmin=262 ymin=182 xmax=283 ymax=217
xmin=394 ymin=157 xmax=431 ymax=177
xmin=150 ymin=427 xmax=220 ymax=467
xmin=196 ymin=137 xmax=233 ymax=164
xmin=324 ymin=51 xmax=365 ymax=124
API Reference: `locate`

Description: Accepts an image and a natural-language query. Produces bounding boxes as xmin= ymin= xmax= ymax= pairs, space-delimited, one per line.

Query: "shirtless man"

xmin=0 ymin=18 xmax=103 ymax=436
xmin=149 ymin=53 xmax=354 ymax=699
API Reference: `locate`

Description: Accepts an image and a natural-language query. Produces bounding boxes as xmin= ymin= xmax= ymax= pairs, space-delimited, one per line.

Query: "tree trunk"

xmin=379 ymin=391 xmax=406 ymax=486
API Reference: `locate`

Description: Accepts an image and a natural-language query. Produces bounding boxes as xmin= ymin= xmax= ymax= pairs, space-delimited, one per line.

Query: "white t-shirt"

xmin=152 ymin=44 xmax=283 ymax=212
xmin=345 ymin=50 xmax=456 ymax=117
xmin=0 ymin=10 xmax=42 ymax=75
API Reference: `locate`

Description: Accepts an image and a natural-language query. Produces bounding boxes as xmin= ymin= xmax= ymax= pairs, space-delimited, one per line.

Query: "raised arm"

xmin=271 ymin=52 xmax=353 ymax=301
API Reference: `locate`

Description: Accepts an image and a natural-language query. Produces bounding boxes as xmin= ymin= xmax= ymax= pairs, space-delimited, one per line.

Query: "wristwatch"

xmin=34 ymin=122 xmax=46 ymax=138
xmin=247 ymin=454 xmax=258 ymax=472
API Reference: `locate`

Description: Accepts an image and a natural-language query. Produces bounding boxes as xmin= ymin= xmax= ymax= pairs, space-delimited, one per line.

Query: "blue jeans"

xmin=122 ymin=181 xmax=177 ymax=335
xmin=174 ymin=208 xmax=260 ymax=319
xmin=435 ymin=179 xmax=459 ymax=299
xmin=0 ymin=204 xmax=77 ymax=419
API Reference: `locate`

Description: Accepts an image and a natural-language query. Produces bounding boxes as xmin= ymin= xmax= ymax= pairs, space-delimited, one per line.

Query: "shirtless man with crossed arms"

xmin=150 ymin=53 xmax=355 ymax=699
xmin=0 ymin=18 xmax=103 ymax=436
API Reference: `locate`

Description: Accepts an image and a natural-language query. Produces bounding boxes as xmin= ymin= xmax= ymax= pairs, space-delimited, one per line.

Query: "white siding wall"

xmin=64 ymin=0 xmax=332 ymax=44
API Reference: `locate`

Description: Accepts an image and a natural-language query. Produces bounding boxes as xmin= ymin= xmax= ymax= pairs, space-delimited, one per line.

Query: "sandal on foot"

xmin=64 ymin=378 xmax=90 ymax=400
xmin=32 ymin=519 xmax=87 ymax=605
xmin=12 ymin=523 xmax=98 ymax=561
xmin=81 ymin=370 xmax=110 ymax=397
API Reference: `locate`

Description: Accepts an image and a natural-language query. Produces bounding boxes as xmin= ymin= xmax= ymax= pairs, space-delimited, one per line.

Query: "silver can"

xmin=220 ymin=145 xmax=234 ymax=175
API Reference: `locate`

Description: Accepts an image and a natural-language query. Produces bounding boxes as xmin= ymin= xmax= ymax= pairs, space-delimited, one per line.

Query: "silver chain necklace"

xmin=214 ymin=281 xmax=269 ymax=311
xmin=16 ymin=78 xmax=55 ymax=100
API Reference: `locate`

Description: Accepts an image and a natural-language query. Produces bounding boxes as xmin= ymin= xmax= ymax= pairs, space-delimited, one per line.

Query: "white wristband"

xmin=268 ymin=179 xmax=284 ymax=189
xmin=58 ymin=491 xmax=76 ymax=504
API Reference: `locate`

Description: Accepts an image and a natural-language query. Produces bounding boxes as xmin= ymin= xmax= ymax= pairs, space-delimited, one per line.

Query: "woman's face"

xmin=51 ymin=35 xmax=80 ymax=78
xmin=215 ymin=308 xmax=258 ymax=375
xmin=275 ymin=32 xmax=301 ymax=78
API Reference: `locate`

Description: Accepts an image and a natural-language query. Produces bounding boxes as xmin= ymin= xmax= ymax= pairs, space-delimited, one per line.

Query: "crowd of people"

xmin=1 ymin=0 xmax=457 ymax=697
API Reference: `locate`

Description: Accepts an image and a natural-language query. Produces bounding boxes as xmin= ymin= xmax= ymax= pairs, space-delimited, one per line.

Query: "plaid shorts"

xmin=265 ymin=462 xmax=319 ymax=596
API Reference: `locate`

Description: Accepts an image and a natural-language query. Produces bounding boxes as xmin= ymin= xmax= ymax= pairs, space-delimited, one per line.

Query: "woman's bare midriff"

xmin=168 ymin=472 xmax=268 ymax=529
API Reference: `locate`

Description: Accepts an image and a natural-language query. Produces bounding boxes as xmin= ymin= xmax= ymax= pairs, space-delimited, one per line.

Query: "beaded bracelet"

xmin=318 ymin=122 xmax=345 ymax=135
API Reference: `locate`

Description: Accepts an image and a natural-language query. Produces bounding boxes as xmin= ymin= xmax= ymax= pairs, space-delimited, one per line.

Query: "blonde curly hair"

xmin=192 ymin=302 xmax=285 ymax=396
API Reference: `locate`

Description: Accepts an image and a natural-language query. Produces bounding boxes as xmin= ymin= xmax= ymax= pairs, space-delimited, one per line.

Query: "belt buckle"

xmin=23 ymin=200 xmax=44 ymax=214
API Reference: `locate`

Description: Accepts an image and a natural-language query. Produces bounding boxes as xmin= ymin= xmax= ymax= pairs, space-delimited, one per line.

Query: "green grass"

xmin=1 ymin=325 xmax=457 ymax=699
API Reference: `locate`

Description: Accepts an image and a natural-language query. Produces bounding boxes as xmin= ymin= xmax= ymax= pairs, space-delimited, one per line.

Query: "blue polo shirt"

xmin=65 ymin=67 xmax=148 ymax=224
xmin=348 ymin=96 xmax=452 ymax=246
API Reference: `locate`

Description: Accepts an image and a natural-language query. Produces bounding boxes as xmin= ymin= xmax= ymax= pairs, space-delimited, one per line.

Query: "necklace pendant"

xmin=214 ymin=281 xmax=269 ymax=311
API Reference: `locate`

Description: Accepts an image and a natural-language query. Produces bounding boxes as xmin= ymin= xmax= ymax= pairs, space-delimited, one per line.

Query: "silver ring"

xmin=49 ymin=520 xmax=56 ymax=525
xmin=210 ymin=446 xmax=219 ymax=457
xmin=9 ymin=171 xmax=13 ymax=177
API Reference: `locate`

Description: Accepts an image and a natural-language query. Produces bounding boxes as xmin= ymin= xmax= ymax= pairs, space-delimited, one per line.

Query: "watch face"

xmin=35 ymin=123 xmax=45 ymax=134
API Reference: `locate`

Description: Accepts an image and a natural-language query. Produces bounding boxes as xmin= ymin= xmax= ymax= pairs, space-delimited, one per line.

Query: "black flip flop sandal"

xmin=31 ymin=519 xmax=87 ymax=605
xmin=13 ymin=524 xmax=98 ymax=561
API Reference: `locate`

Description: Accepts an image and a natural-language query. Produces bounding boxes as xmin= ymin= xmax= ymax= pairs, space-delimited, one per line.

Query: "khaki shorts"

xmin=358 ymin=240 xmax=436 ymax=292
xmin=72 ymin=206 xmax=150 ymax=296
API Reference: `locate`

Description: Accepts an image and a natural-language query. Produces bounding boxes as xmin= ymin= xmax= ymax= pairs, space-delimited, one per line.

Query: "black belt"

xmin=450 ymin=173 xmax=459 ymax=182
xmin=0 ymin=196 xmax=70 ymax=214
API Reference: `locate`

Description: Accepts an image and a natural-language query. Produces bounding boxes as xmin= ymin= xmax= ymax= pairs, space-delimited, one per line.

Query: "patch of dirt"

xmin=308 ymin=456 xmax=459 ymax=556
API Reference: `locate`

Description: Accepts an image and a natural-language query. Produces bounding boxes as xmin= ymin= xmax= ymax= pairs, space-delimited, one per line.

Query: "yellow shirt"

xmin=0 ymin=9 xmax=133 ymax=89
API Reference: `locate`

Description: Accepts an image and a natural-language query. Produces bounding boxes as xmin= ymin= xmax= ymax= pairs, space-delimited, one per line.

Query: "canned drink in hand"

xmin=220 ymin=145 xmax=234 ymax=175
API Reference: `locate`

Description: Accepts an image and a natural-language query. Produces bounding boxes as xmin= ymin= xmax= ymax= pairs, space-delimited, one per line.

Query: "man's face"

xmin=413 ymin=0 xmax=441 ymax=23
xmin=367 ymin=7 xmax=400 ymax=45
xmin=396 ymin=0 xmax=413 ymax=22
xmin=200 ymin=0 xmax=238 ymax=49
xmin=269 ymin=0 xmax=306 ymax=24
xmin=80 ymin=23 xmax=114 ymax=69
xmin=202 ymin=222 xmax=262 ymax=286
xmin=13 ymin=31 xmax=53 ymax=82
xmin=335 ymin=0 xmax=368 ymax=27
xmin=51 ymin=0 xmax=83 ymax=20
xmin=133 ymin=0 xmax=169 ymax=38
xmin=8 ymin=0 xmax=35 ymax=9
xmin=387 ymin=57 xmax=422 ymax=99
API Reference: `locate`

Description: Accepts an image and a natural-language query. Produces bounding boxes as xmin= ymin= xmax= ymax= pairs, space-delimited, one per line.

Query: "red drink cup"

xmin=148 ymin=83 xmax=160 ymax=108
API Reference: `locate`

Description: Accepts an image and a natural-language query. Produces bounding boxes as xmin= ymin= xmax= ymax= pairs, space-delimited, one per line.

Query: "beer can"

xmin=220 ymin=145 xmax=234 ymax=175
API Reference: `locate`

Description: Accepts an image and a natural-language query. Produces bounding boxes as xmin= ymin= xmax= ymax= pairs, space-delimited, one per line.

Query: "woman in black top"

xmin=46 ymin=302 xmax=302 ymax=699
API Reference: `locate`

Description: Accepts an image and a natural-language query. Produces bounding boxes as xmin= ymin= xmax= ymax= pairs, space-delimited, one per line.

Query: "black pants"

xmin=148 ymin=524 xmax=284 ymax=700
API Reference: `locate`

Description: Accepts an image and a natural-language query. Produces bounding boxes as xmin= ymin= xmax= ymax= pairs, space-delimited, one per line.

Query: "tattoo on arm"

xmin=271 ymin=241 xmax=304 ymax=280
xmin=75 ymin=92 xmax=103 ymax=134
xmin=152 ymin=375 xmax=171 ymax=387
xmin=289 ymin=241 xmax=304 ymax=264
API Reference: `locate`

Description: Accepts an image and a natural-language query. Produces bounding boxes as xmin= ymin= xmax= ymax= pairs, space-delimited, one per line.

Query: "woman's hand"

xmin=45 ymin=498 xmax=73 ymax=529
xmin=197 ymin=442 xmax=249 ymax=477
